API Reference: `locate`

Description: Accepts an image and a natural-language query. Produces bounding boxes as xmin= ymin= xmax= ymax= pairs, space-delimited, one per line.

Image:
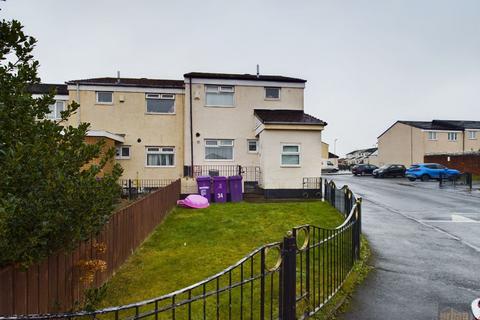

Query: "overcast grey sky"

xmin=2 ymin=0 xmax=479 ymax=156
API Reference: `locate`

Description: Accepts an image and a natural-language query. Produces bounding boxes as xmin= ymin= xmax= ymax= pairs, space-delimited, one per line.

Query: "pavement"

xmin=330 ymin=175 xmax=480 ymax=320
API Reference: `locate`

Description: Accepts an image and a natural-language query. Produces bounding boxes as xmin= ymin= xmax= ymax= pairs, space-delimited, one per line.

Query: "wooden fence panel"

xmin=0 ymin=179 xmax=181 ymax=316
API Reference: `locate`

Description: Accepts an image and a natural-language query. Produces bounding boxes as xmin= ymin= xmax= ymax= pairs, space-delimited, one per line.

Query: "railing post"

xmin=355 ymin=198 xmax=362 ymax=260
xmin=467 ymin=173 xmax=473 ymax=190
xmin=280 ymin=231 xmax=296 ymax=320
xmin=128 ymin=179 xmax=132 ymax=200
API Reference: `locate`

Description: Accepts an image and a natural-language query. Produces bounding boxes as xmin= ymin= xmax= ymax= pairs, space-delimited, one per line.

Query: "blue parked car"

xmin=406 ymin=163 xmax=461 ymax=181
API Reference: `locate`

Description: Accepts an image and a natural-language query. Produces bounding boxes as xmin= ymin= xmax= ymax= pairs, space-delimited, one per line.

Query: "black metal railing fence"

xmin=439 ymin=172 xmax=473 ymax=190
xmin=120 ymin=179 xmax=177 ymax=199
xmin=1 ymin=180 xmax=361 ymax=320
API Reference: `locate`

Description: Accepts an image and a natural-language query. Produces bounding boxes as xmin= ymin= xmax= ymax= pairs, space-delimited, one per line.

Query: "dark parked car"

xmin=352 ymin=164 xmax=378 ymax=176
xmin=373 ymin=164 xmax=406 ymax=178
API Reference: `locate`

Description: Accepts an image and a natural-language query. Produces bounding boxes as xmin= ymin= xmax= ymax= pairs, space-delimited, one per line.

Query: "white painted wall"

xmin=259 ymin=129 xmax=323 ymax=189
xmin=184 ymin=80 xmax=305 ymax=167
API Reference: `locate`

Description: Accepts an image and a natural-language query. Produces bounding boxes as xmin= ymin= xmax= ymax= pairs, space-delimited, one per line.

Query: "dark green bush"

xmin=0 ymin=19 xmax=122 ymax=267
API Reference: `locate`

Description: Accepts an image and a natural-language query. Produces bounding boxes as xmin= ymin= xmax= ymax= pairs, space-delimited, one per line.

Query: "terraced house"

xmin=378 ymin=120 xmax=480 ymax=166
xmin=34 ymin=71 xmax=327 ymax=196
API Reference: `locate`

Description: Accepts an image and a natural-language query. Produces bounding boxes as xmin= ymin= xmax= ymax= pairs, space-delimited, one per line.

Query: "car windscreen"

xmin=379 ymin=165 xmax=389 ymax=170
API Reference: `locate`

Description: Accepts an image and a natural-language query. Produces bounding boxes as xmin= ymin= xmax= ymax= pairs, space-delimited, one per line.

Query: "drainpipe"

xmin=189 ymin=77 xmax=194 ymax=177
xmin=410 ymin=126 xmax=413 ymax=164
xmin=76 ymin=83 xmax=81 ymax=125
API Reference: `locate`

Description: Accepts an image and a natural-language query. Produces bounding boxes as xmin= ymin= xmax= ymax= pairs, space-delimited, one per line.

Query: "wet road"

xmin=331 ymin=175 xmax=480 ymax=320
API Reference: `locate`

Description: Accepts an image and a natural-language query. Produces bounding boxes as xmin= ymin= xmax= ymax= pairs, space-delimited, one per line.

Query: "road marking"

xmin=361 ymin=197 xmax=480 ymax=252
xmin=420 ymin=214 xmax=479 ymax=224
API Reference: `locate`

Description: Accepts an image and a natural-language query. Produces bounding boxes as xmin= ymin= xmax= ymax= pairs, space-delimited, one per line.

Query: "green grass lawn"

xmin=99 ymin=201 xmax=344 ymax=309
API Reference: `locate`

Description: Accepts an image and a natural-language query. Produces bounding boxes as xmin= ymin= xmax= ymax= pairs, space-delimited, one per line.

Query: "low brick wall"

xmin=424 ymin=153 xmax=480 ymax=175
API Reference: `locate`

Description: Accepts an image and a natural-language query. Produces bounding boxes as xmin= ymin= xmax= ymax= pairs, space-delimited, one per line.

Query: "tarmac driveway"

xmin=329 ymin=175 xmax=480 ymax=320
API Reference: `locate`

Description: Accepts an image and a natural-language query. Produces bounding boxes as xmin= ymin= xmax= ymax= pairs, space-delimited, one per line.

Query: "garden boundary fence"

xmin=0 ymin=180 xmax=181 ymax=316
xmin=120 ymin=179 xmax=177 ymax=200
xmin=0 ymin=179 xmax=361 ymax=320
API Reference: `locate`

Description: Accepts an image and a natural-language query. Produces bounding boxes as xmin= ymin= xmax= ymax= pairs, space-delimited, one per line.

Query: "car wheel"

xmin=361 ymin=172 xmax=365 ymax=176
xmin=408 ymin=177 xmax=416 ymax=181
xmin=421 ymin=174 xmax=430 ymax=182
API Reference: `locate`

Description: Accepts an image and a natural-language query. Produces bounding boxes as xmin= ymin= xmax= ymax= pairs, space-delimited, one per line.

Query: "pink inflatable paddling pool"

xmin=177 ymin=194 xmax=210 ymax=209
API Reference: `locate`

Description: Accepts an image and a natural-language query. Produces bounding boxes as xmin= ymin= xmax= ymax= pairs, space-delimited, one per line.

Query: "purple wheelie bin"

xmin=228 ymin=175 xmax=243 ymax=202
xmin=196 ymin=176 xmax=211 ymax=202
xmin=212 ymin=176 xmax=227 ymax=203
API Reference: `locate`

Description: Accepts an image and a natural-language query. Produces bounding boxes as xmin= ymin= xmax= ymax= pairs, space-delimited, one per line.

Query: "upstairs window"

xmin=265 ymin=87 xmax=280 ymax=100
xmin=468 ymin=131 xmax=477 ymax=140
xmin=427 ymin=131 xmax=437 ymax=140
xmin=205 ymin=85 xmax=234 ymax=107
xmin=146 ymin=93 xmax=175 ymax=113
xmin=146 ymin=147 xmax=175 ymax=167
xmin=96 ymin=91 xmax=113 ymax=104
xmin=115 ymin=146 xmax=131 ymax=160
xmin=248 ymin=139 xmax=258 ymax=153
xmin=448 ymin=132 xmax=458 ymax=141
xmin=47 ymin=101 xmax=65 ymax=120
xmin=281 ymin=144 xmax=300 ymax=166
xmin=205 ymin=139 xmax=234 ymax=160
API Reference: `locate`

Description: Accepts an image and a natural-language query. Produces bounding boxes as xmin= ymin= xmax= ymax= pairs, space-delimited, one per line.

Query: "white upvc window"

xmin=265 ymin=87 xmax=281 ymax=100
xmin=145 ymin=93 xmax=175 ymax=114
xmin=468 ymin=131 xmax=477 ymax=140
xmin=96 ymin=91 xmax=113 ymax=104
xmin=146 ymin=147 xmax=175 ymax=167
xmin=115 ymin=146 xmax=131 ymax=160
xmin=447 ymin=132 xmax=458 ymax=141
xmin=281 ymin=144 xmax=300 ymax=166
xmin=205 ymin=139 xmax=234 ymax=160
xmin=46 ymin=101 xmax=65 ymax=120
xmin=205 ymin=85 xmax=234 ymax=107
xmin=247 ymin=139 xmax=258 ymax=153
xmin=427 ymin=131 xmax=437 ymax=141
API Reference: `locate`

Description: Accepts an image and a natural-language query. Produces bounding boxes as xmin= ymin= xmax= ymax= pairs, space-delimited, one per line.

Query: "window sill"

xmin=115 ymin=157 xmax=131 ymax=160
xmin=264 ymin=98 xmax=280 ymax=101
xmin=204 ymin=159 xmax=235 ymax=162
xmin=280 ymin=165 xmax=301 ymax=168
xmin=146 ymin=165 xmax=176 ymax=168
xmin=248 ymin=151 xmax=259 ymax=154
xmin=145 ymin=112 xmax=176 ymax=115
xmin=204 ymin=105 xmax=235 ymax=108
xmin=95 ymin=102 xmax=113 ymax=105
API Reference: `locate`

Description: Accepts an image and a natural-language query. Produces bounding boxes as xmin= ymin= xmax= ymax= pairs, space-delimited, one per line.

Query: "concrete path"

xmin=331 ymin=175 xmax=480 ymax=320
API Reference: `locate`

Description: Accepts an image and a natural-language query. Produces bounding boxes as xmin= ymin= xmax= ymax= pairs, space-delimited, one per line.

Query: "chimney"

xmin=116 ymin=71 xmax=121 ymax=84
xmin=256 ymin=64 xmax=260 ymax=78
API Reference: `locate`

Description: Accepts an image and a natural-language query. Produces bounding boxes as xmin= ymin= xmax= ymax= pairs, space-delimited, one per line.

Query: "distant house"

xmin=378 ymin=120 xmax=480 ymax=166
xmin=321 ymin=142 xmax=339 ymax=169
xmin=345 ymin=147 xmax=378 ymax=166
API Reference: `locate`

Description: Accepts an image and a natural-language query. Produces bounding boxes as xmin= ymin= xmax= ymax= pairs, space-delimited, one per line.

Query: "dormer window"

xmin=265 ymin=87 xmax=280 ymax=100
xmin=205 ymin=85 xmax=234 ymax=107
